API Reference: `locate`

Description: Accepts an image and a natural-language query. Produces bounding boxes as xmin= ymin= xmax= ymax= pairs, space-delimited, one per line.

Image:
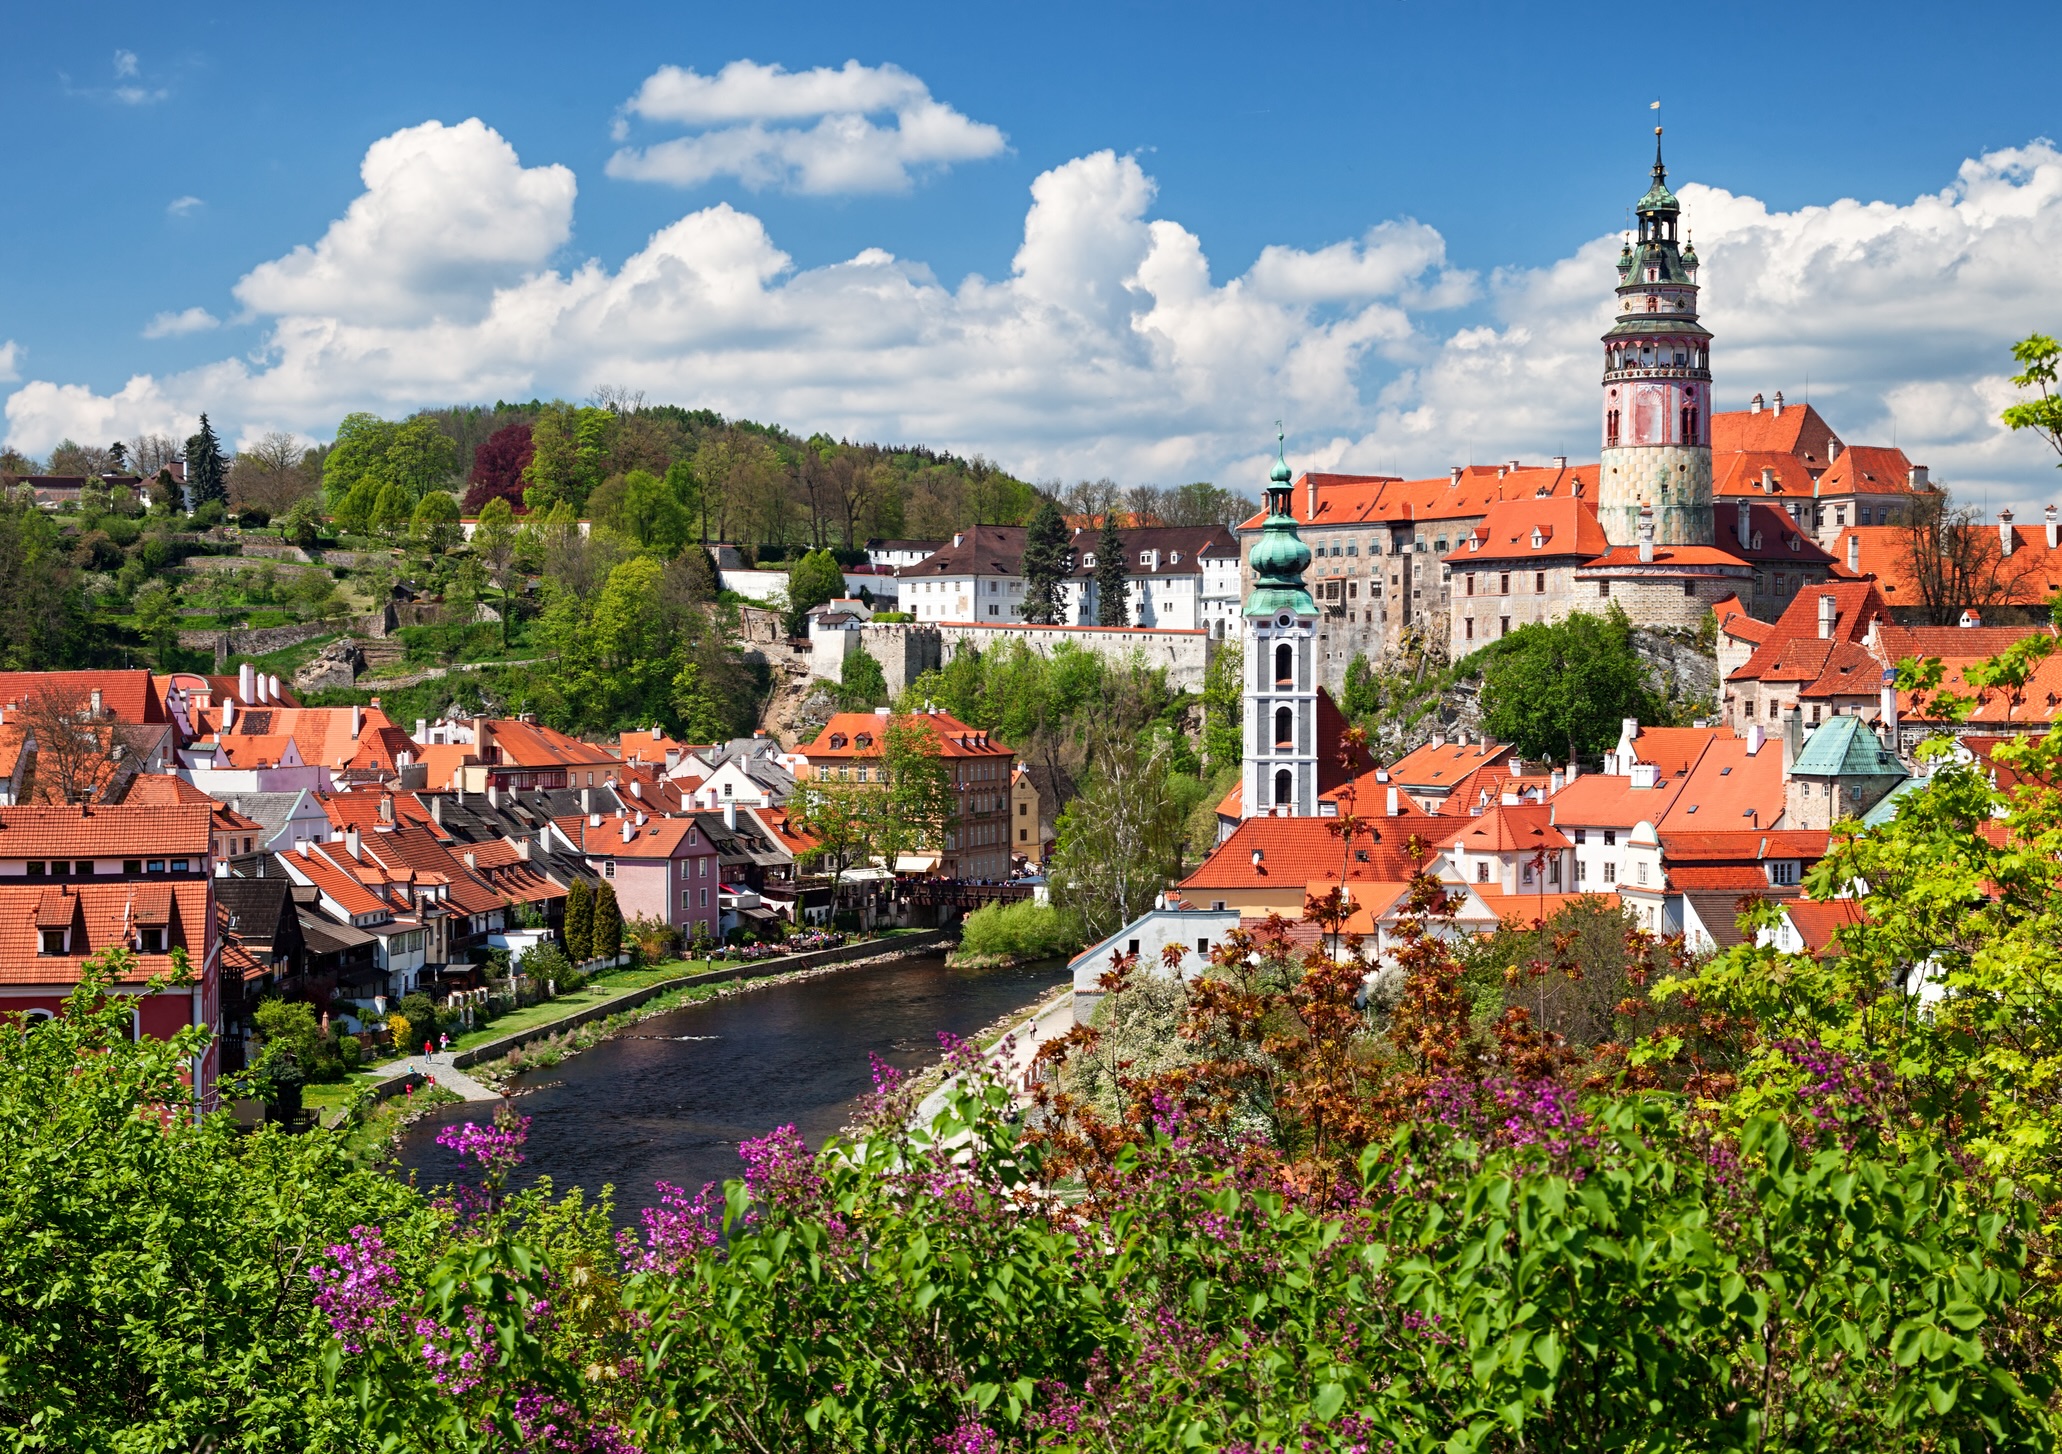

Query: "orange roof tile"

xmin=0 ymin=880 xmax=209 ymax=985
xmin=1712 ymin=451 xmax=1818 ymax=499
xmin=1816 ymin=445 xmax=1917 ymax=497
xmin=1662 ymin=735 xmax=1787 ymax=829
xmin=0 ymin=670 xmax=166 ymax=724
xmin=1729 ymin=581 xmax=1893 ymax=684
xmin=1240 ymin=464 xmax=1596 ymax=533
xmin=1474 ymin=889 xmax=1620 ymax=927
xmin=800 ymin=710 xmax=1013 ymax=761
xmin=1450 ymin=802 xmax=1570 ymax=853
xmin=1178 ymin=815 xmax=1443 ymax=893
xmin=1832 ymin=524 xmax=2062 ymax=607
xmin=1446 ymin=497 xmax=1610 ymax=564
xmin=0 ymin=804 xmax=212 ymax=859
xmin=1710 ymin=402 xmax=1840 ymax=465
xmin=1383 ymin=738 xmax=1514 ymax=790
xmin=1712 ymin=594 xmax=1772 ymax=646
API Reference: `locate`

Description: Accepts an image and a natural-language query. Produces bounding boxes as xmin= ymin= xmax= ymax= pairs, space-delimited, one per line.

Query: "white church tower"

xmin=1241 ymin=434 xmax=1320 ymax=818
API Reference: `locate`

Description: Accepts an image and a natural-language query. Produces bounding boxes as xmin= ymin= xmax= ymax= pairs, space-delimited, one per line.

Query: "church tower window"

xmin=1274 ymin=642 xmax=1293 ymax=687
xmin=1274 ymin=707 xmax=1294 ymax=750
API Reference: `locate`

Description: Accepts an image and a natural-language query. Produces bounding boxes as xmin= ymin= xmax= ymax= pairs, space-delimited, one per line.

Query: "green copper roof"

xmin=1860 ymin=775 xmax=1925 ymax=829
xmin=1245 ymin=434 xmax=1315 ymax=619
xmin=1791 ymin=715 xmax=1909 ymax=781
xmin=1638 ymin=128 xmax=1678 ymax=213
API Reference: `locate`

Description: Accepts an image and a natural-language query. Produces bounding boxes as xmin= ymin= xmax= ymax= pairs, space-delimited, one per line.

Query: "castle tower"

xmin=1598 ymin=128 xmax=1713 ymax=547
xmin=1241 ymin=434 xmax=1319 ymax=819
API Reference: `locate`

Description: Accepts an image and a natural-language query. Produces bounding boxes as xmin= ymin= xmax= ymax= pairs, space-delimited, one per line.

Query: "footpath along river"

xmin=391 ymin=951 xmax=1068 ymax=1223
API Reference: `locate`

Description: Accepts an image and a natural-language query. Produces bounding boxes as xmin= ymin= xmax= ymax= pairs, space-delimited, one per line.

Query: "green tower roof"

xmin=1637 ymin=127 xmax=1679 ymax=214
xmin=1790 ymin=715 xmax=1908 ymax=781
xmin=1244 ymin=431 xmax=1315 ymax=619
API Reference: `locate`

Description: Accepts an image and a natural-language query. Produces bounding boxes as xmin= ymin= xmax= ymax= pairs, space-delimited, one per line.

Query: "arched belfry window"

xmin=1274 ymin=706 xmax=1293 ymax=750
xmin=1274 ymin=643 xmax=1293 ymax=687
xmin=1274 ymin=769 xmax=1293 ymax=807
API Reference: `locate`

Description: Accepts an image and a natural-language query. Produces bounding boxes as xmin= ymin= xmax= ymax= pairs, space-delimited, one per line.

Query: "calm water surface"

xmin=391 ymin=953 xmax=1066 ymax=1222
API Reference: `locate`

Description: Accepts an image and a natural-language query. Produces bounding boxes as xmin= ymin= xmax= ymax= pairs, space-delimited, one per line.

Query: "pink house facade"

xmin=555 ymin=810 xmax=721 ymax=944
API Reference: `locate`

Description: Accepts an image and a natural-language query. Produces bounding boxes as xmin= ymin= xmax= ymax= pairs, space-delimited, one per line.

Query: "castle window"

xmin=1647 ymin=297 xmax=1658 ymax=313
xmin=1499 ymin=616 xmax=1511 ymax=636
xmin=1683 ymin=581 xmax=1696 ymax=596
xmin=1465 ymin=617 xmax=1475 ymax=640
xmin=1535 ymin=572 xmax=1546 ymax=594
xmin=1606 ymin=409 xmax=1621 ymax=447
xmin=1499 ymin=573 xmax=1510 ymax=595
xmin=1598 ymin=581 xmax=1611 ymax=598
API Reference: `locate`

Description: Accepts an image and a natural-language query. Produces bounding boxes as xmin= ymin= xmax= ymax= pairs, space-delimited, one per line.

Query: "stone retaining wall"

xmin=175 ymin=620 xmax=342 ymax=654
xmin=449 ymin=929 xmax=956 ymax=1069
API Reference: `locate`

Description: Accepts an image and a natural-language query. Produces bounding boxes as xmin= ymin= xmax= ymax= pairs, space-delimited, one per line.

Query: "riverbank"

xmin=348 ymin=929 xmax=958 ymax=1119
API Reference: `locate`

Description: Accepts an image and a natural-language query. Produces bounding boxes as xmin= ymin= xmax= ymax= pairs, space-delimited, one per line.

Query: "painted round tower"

xmin=1598 ymin=128 xmax=1713 ymax=548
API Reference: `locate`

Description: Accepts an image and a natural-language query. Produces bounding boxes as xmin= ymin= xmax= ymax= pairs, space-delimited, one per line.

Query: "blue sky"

xmin=7 ymin=0 xmax=2062 ymax=503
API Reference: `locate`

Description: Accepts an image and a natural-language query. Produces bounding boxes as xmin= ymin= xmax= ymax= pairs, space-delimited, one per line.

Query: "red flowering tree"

xmin=462 ymin=423 xmax=533 ymax=514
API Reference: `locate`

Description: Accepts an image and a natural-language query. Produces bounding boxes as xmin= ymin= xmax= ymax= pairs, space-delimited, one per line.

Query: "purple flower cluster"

xmin=932 ymin=1415 xmax=1003 ymax=1454
xmin=414 ymin=1305 xmax=494 ymax=1395
xmin=436 ymin=1110 xmax=531 ymax=1175
xmin=1423 ymin=1074 xmax=1600 ymax=1174
xmin=618 ymin=1179 xmax=723 ymax=1275
xmin=1773 ymin=1037 xmax=1893 ymax=1152
xmin=739 ymin=1123 xmax=821 ymax=1209
xmin=511 ymin=1388 xmax=640 ymax=1452
xmin=307 ymin=1225 xmax=398 ymax=1353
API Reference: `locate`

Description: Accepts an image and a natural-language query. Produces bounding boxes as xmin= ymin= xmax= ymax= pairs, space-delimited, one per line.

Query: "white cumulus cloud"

xmin=166 ymin=195 xmax=203 ymax=217
xmin=8 ymin=121 xmax=2062 ymax=519
xmin=0 ymin=342 xmax=19 ymax=384
xmin=607 ymin=59 xmax=1005 ymax=195
xmin=142 ymin=307 xmax=220 ymax=339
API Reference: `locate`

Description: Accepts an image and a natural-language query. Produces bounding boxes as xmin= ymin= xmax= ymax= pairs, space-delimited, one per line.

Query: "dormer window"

xmin=138 ymin=928 xmax=165 ymax=954
xmin=39 ymin=930 xmax=67 ymax=956
xmin=854 ymin=732 xmax=873 ymax=749
xmin=1169 ymin=551 xmax=1181 ymax=564
xmin=828 ymin=733 xmax=847 ymax=749
xmin=1530 ymin=528 xmax=1545 ymax=549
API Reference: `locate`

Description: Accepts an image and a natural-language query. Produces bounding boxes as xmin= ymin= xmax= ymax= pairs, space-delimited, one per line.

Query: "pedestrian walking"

xmin=439 ymin=1032 xmax=450 ymax=1057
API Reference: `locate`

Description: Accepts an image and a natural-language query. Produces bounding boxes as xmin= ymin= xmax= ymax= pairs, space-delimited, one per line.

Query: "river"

xmin=390 ymin=952 xmax=1068 ymax=1222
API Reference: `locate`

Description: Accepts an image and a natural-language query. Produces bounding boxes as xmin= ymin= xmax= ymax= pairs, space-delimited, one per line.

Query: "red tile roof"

xmin=1474 ymin=889 xmax=1620 ymax=927
xmin=1663 ymin=734 xmax=1787 ymax=829
xmin=1449 ymin=802 xmax=1570 ymax=853
xmin=1712 ymin=594 xmax=1772 ymax=647
xmin=1179 ymin=815 xmax=1444 ymax=893
xmin=0 ymin=804 xmax=212 ymax=858
xmin=1446 ymin=497 xmax=1610 ymax=564
xmin=800 ymin=710 xmax=1013 ymax=761
xmin=0 ymin=880 xmax=210 ymax=985
xmin=0 ymin=671 xmax=166 ymax=724
xmin=1784 ymin=898 xmax=1867 ymax=954
xmin=1815 ymin=445 xmax=1917 ymax=497
xmin=1729 ymin=581 xmax=1893 ymax=685
xmin=482 ymin=718 xmax=619 ymax=771
xmin=1241 ymin=465 xmax=1594 ymax=532
xmin=1545 ymin=772 xmax=1686 ymax=830
xmin=1712 ymin=451 xmax=1818 ymax=499
xmin=1626 ymin=726 xmax=1727 ymax=777
xmin=554 ymin=812 xmax=714 ymax=860
xmin=1835 ymin=524 xmax=2062 ymax=609
xmin=1667 ymin=866 xmax=1775 ymax=892
xmin=1710 ymin=402 xmax=1840 ymax=465
xmin=1381 ymin=738 xmax=1514 ymax=791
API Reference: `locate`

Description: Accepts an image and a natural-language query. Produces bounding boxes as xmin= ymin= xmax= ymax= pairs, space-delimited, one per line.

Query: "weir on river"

xmin=392 ymin=953 xmax=1068 ymax=1222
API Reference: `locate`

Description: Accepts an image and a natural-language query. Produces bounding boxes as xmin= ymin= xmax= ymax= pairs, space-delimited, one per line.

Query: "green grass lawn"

xmin=367 ymin=958 xmax=723 ymax=1064
xmin=299 ymin=1074 xmax=386 ymax=1113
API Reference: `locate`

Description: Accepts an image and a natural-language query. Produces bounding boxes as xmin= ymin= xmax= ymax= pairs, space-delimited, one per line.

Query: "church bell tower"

xmin=1241 ymin=433 xmax=1319 ymax=819
xmin=1598 ymin=128 xmax=1713 ymax=548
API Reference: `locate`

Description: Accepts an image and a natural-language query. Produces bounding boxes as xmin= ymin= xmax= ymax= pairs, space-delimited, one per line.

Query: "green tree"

xmin=0 ymin=949 xmax=425 ymax=1450
xmin=0 ymin=496 xmax=83 ymax=669
xmin=874 ymin=716 xmax=959 ymax=871
xmin=2004 ymin=332 xmax=2062 ymax=467
xmin=279 ymin=495 xmax=324 ymax=551
xmin=131 ymin=581 xmax=181 ymax=668
xmin=370 ymin=481 xmax=414 ymax=542
xmin=183 ymin=413 xmax=228 ymax=508
xmin=785 ymin=548 xmax=847 ymax=635
xmin=410 ymin=489 xmax=462 ymax=554
xmin=336 ymin=476 xmax=381 ymax=536
xmin=591 ymin=880 xmax=623 ymax=961
xmin=383 ymin=415 xmax=457 ymax=496
xmin=562 ymin=877 xmax=593 ymax=963
xmin=840 ymin=646 xmax=888 ymax=707
xmin=321 ymin=412 xmax=400 ymax=510
xmin=1048 ymin=721 xmax=1184 ymax=941
xmin=789 ymin=777 xmax=876 ymax=919
xmin=1093 ymin=512 xmax=1129 ymax=627
xmin=522 ymin=402 xmax=610 ymax=515
xmin=473 ymin=496 xmax=519 ymax=648
xmin=1020 ymin=497 xmax=1070 ymax=624
xmin=616 ymin=468 xmax=692 ymax=554
xmin=663 ymin=457 xmax=702 ymax=539
xmin=1201 ymin=639 xmax=1243 ymax=774
xmin=1476 ymin=607 xmax=1654 ymax=763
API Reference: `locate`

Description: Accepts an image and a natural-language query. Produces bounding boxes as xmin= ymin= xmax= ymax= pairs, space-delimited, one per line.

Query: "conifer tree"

xmin=591 ymin=881 xmax=623 ymax=962
xmin=1093 ymin=512 xmax=1129 ymax=627
xmin=563 ymin=877 xmax=593 ymax=963
xmin=1020 ymin=497 xmax=1070 ymax=624
xmin=183 ymin=414 xmax=227 ymax=509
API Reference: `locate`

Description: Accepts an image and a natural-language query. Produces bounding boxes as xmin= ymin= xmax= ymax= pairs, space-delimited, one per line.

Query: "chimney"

xmin=1549 ymin=768 xmax=1564 ymax=795
xmin=1553 ymin=456 xmax=1568 ymax=469
xmin=1909 ymin=465 xmax=1929 ymax=490
xmin=1847 ymin=534 xmax=1861 ymax=572
xmin=1760 ymin=467 xmax=1776 ymax=495
xmin=635 ymin=809 xmax=648 ymax=826
xmin=1818 ymin=593 xmax=1837 ymax=640
xmin=724 ymin=801 xmax=738 ymax=829
xmin=222 ymin=698 xmax=236 ymax=732
xmin=1431 ymin=732 xmax=1445 ymax=749
xmin=580 ymin=786 xmax=593 ymax=813
xmin=487 ymin=783 xmax=500 ymax=808
xmin=416 ymin=718 xmax=428 ymax=739
xmin=430 ymin=795 xmax=442 ymax=825
xmin=1629 ymin=762 xmax=1659 ymax=789
xmin=588 ymin=812 xmax=601 ymax=828
xmin=1881 ymin=680 xmax=1899 ymax=742
xmin=345 ymin=827 xmax=361 ymax=858
xmin=1449 ymin=466 xmax=1462 ymax=484
xmin=1385 ymin=786 xmax=1399 ymax=817
xmin=378 ymin=795 xmax=393 ymax=824
xmin=1782 ymin=705 xmax=1803 ymax=775
xmin=650 ymin=724 xmax=662 ymax=740
xmin=1737 ymin=497 xmax=1752 ymax=549
xmin=239 ymin=662 xmax=256 ymax=702
xmin=1772 ymin=390 xmax=1785 ymax=418
xmin=621 ymin=820 xmax=634 ymax=844
xmin=350 ymin=704 xmax=362 ymax=739
xmin=1637 ymin=505 xmax=1655 ymax=563
xmin=1751 ymin=392 xmax=1764 ymax=415
xmin=2000 ymin=509 xmax=2016 ymax=556
xmin=1746 ymin=723 xmax=1765 ymax=756
xmin=1305 ymin=470 xmax=1316 ymax=518
xmin=1565 ymin=760 xmax=1579 ymax=783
